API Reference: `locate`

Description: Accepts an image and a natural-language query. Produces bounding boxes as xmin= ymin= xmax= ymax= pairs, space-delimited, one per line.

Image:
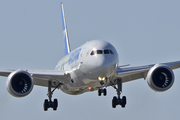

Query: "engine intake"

xmin=147 ymin=64 xmax=174 ymax=92
xmin=6 ymin=70 xmax=34 ymax=97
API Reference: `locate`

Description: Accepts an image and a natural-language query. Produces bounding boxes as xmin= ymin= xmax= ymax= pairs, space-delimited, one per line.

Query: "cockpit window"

xmin=97 ymin=50 xmax=103 ymax=54
xmin=90 ymin=50 xmax=95 ymax=55
xmin=110 ymin=50 xmax=114 ymax=54
xmin=90 ymin=49 xmax=114 ymax=55
xmin=104 ymin=49 xmax=109 ymax=54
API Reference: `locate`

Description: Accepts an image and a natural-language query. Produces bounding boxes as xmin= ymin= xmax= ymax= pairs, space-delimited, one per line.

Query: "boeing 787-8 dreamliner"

xmin=1 ymin=3 xmax=180 ymax=111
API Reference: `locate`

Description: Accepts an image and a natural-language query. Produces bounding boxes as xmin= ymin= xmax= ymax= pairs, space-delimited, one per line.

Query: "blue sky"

xmin=0 ymin=0 xmax=180 ymax=120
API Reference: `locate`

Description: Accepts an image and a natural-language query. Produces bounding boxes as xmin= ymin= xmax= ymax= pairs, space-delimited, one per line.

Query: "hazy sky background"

xmin=0 ymin=0 xmax=180 ymax=120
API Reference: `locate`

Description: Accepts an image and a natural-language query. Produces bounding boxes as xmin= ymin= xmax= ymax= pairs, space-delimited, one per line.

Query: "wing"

xmin=116 ymin=61 xmax=180 ymax=83
xmin=0 ymin=69 xmax=71 ymax=87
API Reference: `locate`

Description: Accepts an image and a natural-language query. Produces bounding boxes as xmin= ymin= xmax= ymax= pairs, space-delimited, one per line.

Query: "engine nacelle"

xmin=6 ymin=70 xmax=34 ymax=97
xmin=147 ymin=64 xmax=174 ymax=92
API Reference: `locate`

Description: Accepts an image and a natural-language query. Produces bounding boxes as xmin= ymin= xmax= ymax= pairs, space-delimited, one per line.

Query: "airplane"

xmin=1 ymin=2 xmax=180 ymax=111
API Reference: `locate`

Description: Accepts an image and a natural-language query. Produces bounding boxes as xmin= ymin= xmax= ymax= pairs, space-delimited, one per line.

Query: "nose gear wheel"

xmin=98 ymin=81 xmax=107 ymax=96
xmin=98 ymin=88 xmax=107 ymax=96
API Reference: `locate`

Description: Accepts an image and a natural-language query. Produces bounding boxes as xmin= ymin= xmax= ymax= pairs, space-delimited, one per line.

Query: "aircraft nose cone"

xmin=96 ymin=56 xmax=112 ymax=74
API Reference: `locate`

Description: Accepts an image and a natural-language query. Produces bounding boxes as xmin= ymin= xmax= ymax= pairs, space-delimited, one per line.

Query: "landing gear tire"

xmin=103 ymin=88 xmax=107 ymax=96
xmin=44 ymin=99 xmax=49 ymax=111
xmin=111 ymin=96 xmax=127 ymax=108
xmin=98 ymin=89 xmax=101 ymax=96
xmin=121 ymin=96 xmax=126 ymax=108
xmin=112 ymin=96 xmax=117 ymax=108
xmin=43 ymin=99 xmax=58 ymax=111
xmin=98 ymin=88 xmax=107 ymax=96
xmin=53 ymin=99 xmax=58 ymax=111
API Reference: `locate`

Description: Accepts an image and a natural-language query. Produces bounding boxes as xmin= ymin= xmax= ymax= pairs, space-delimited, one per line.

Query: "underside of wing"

xmin=0 ymin=69 xmax=71 ymax=88
xmin=0 ymin=69 xmax=14 ymax=77
xmin=28 ymin=70 xmax=71 ymax=87
xmin=116 ymin=65 xmax=153 ymax=83
xmin=116 ymin=61 xmax=180 ymax=83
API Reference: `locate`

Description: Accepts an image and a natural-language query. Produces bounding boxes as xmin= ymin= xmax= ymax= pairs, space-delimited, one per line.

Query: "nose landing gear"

xmin=98 ymin=81 xmax=107 ymax=96
xmin=98 ymin=88 xmax=107 ymax=96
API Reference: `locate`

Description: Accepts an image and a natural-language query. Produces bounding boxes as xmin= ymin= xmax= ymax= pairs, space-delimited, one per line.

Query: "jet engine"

xmin=147 ymin=64 xmax=174 ymax=92
xmin=6 ymin=70 xmax=34 ymax=97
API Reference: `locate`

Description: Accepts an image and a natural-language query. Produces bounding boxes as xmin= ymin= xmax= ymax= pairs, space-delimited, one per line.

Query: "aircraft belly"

xmin=59 ymin=80 xmax=99 ymax=95
xmin=59 ymin=70 xmax=100 ymax=95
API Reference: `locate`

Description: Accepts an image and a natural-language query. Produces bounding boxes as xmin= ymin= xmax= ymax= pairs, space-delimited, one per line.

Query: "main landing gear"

xmin=43 ymin=81 xmax=61 ymax=111
xmin=98 ymin=78 xmax=127 ymax=108
xmin=111 ymin=79 xmax=126 ymax=108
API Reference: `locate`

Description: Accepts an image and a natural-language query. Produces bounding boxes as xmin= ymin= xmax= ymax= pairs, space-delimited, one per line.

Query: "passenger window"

xmin=90 ymin=51 xmax=95 ymax=55
xmin=97 ymin=50 xmax=103 ymax=54
xmin=110 ymin=50 xmax=114 ymax=54
xmin=104 ymin=50 xmax=109 ymax=54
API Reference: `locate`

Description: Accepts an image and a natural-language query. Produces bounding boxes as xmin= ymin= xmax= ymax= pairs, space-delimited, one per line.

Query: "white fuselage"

xmin=56 ymin=40 xmax=119 ymax=95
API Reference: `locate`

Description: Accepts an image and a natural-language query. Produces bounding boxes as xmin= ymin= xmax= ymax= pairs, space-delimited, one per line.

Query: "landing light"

xmin=98 ymin=77 xmax=106 ymax=81
xmin=65 ymin=71 xmax=68 ymax=74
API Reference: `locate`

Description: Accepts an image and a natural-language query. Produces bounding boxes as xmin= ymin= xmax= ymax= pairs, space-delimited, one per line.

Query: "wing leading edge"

xmin=0 ymin=69 xmax=70 ymax=87
xmin=116 ymin=61 xmax=180 ymax=83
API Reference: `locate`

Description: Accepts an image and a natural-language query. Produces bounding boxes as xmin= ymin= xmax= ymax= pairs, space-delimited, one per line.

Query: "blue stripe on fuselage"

xmin=68 ymin=48 xmax=81 ymax=65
